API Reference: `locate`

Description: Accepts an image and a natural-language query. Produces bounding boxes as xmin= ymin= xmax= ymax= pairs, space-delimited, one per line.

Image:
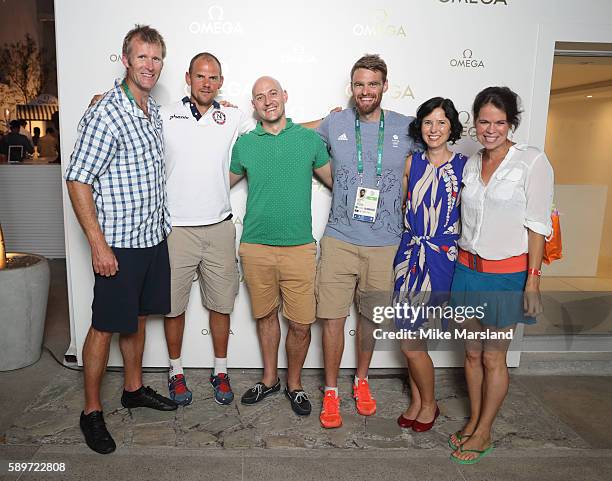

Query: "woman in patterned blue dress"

xmin=393 ymin=97 xmax=466 ymax=432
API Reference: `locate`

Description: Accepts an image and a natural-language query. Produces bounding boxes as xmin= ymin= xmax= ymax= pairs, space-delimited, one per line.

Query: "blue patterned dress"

xmin=393 ymin=151 xmax=467 ymax=329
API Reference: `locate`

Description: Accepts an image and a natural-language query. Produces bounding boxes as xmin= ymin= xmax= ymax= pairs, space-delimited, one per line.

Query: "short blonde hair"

xmin=122 ymin=25 xmax=166 ymax=59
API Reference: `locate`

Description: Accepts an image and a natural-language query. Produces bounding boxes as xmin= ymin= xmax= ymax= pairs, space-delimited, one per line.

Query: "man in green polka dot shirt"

xmin=229 ymin=76 xmax=332 ymax=415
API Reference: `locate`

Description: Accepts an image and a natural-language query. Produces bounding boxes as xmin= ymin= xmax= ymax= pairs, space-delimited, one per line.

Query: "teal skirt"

xmin=450 ymin=263 xmax=535 ymax=328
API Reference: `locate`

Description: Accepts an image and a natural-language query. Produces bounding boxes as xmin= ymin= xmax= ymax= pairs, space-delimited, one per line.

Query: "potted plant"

xmin=0 ymin=223 xmax=50 ymax=371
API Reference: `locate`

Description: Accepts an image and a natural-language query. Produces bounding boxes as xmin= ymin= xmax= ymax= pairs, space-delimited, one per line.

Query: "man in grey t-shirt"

xmin=316 ymin=54 xmax=417 ymax=429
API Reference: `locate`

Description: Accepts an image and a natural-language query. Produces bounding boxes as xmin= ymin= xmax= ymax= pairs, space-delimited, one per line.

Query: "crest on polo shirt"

xmin=212 ymin=110 xmax=226 ymax=125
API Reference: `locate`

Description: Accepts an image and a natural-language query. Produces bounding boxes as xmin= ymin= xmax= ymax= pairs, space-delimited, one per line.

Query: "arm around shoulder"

xmin=301 ymin=107 xmax=342 ymax=130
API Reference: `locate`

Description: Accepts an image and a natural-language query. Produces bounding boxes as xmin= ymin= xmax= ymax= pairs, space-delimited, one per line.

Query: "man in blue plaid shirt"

xmin=65 ymin=25 xmax=177 ymax=455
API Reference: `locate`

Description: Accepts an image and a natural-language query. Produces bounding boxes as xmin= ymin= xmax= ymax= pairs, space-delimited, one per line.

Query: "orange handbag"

xmin=543 ymin=208 xmax=562 ymax=264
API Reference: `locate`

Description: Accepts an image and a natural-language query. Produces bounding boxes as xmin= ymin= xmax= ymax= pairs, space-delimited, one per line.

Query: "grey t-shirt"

xmin=317 ymin=109 xmax=417 ymax=246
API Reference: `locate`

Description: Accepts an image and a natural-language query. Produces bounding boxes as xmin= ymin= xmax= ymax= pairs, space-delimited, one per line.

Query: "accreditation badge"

xmin=352 ymin=187 xmax=380 ymax=223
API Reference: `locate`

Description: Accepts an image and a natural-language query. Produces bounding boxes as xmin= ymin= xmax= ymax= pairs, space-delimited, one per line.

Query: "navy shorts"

xmin=91 ymin=239 xmax=171 ymax=334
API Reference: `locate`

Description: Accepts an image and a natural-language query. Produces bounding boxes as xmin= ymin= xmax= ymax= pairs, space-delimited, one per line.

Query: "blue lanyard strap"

xmin=354 ymin=108 xmax=385 ymax=182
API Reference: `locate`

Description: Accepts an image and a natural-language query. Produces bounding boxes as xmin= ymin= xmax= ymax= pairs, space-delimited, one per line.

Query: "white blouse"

xmin=458 ymin=144 xmax=554 ymax=260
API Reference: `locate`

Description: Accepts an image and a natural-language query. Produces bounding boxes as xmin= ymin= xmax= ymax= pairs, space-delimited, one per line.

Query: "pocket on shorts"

xmin=225 ymin=219 xmax=237 ymax=239
xmin=238 ymin=242 xmax=249 ymax=258
xmin=304 ymin=241 xmax=317 ymax=257
xmin=315 ymin=250 xmax=323 ymax=302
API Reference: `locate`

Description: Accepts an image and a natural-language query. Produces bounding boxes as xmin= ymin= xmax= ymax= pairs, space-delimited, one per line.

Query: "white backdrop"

xmin=55 ymin=0 xmax=612 ymax=367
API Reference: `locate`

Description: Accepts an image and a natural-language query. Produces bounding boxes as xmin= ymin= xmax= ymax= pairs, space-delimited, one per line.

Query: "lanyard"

xmin=354 ymin=108 xmax=384 ymax=185
xmin=121 ymin=79 xmax=136 ymax=103
xmin=122 ymin=79 xmax=151 ymax=118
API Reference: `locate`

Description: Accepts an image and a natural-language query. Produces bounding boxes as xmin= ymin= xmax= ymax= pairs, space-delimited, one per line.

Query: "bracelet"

xmin=527 ymin=268 xmax=542 ymax=277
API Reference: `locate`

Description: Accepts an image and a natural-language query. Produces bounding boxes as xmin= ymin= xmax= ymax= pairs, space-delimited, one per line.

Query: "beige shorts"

xmin=238 ymin=242 xmax=316 ymax=325
xmin=316 ymin=236 xmax=396 ymax=321
xmin=167 ymin=221 xmax=239 ymax=317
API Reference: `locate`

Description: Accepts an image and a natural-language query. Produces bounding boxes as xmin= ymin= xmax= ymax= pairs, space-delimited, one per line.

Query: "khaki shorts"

xmin=167 ymin=221 xmax=239 ymax=317
xmin=238 ymin=242 xmax=316 ymax=325
xmin=316 ymin=236 xmax=396 ymax=321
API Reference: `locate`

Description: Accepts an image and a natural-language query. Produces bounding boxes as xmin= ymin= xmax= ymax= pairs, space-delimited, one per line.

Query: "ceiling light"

xmin=587 ymin=95 xmax=593 ymax=98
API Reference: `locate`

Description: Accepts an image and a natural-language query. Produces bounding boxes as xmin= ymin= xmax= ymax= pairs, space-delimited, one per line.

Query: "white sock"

xmin=354 ymin=375 xmax=368 ymax=386
xmin=214 ymin=357 xmax=227 ymax=376
xmin=169 ymin=357 xmax=183 ymax=378
xmin=324 ymin=386 xmax=338 ymax=396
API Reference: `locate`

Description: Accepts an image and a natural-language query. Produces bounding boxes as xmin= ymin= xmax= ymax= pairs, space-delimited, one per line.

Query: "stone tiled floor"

xmin=2 ymin=260 xmax=612 ymax=480
xmin=5 ymin=368 xmax=587 ymax=452
xmin=3 ymin=364 xmax=612 ymax=481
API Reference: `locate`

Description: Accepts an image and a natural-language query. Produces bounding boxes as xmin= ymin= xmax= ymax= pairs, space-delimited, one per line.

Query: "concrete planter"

xmin=0 ymin=253 xmax=50 ymax=371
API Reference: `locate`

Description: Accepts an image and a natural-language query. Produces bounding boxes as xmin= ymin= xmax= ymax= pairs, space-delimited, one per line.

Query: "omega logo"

xmin=450 ymin=49 xmax=485 ymax=68
xmin=389 ymin=84 xmax=415 ymax=100
xmin=345 ymin=83 xmax=415 ymax=100
xmin=189 ymin=5 xmax=244 ymax=35
xmin=208 ymin=5 xmax=223 ymax=19
xmin=353 ymin=9 xmax=407 ymax=38
xmin=281 ymin=45 xmax=317 ymax=64
xmin=439 ymin=0 xmax=508 ymax=5
xmin=201 ymin=328 xmax=235 ymax=336
xmin=458 ymin=110 xmax=478 ymax=140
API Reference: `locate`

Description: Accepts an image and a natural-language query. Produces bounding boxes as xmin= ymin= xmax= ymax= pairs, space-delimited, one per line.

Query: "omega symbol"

xmin=373 ymin=9 xmax=389 ymax=24
xmin=208 ymin=5 xmax=224 ymax=20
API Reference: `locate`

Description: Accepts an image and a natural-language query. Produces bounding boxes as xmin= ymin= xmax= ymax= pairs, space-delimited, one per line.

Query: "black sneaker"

xmin=80 ymin=410 xmax=116 ymax=454
xmin=284 ymin=388 xmax=312 ymax=416
xmin=121 ymin=386 xmax=178 ymax=411
xmin=240 ymin=378 xmax=281 ymax=405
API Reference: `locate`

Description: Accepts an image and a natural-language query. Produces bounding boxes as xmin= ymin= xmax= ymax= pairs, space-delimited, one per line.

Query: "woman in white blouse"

xmin=449 ymin=87 xmax=554 ymax=464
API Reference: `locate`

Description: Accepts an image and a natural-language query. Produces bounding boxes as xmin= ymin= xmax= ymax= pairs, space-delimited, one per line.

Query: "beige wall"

xmin=545 ymin=90 xmax=612 ymax=273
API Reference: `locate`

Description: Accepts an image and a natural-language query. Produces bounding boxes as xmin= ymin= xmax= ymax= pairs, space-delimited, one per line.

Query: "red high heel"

xmin=412 ymin=406 xmax=440 ymax=432
xmin=397 ymin=413 xmax=415 ymax=428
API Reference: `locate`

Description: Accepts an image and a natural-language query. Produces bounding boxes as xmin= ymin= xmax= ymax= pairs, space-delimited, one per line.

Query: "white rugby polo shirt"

xmin=162 ymin=97 xmax=255 ymax=226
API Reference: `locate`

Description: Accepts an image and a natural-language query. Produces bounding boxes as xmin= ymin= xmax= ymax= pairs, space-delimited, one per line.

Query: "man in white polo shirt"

xmin=161 ymin=52 xmax=254 ymax=406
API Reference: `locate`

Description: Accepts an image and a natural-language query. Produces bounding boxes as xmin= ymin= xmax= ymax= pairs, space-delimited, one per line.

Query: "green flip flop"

xmin=448 ymin=431 xmax=472 ymax=450
xmin=450 ymin=445 xmax=494 ymax=465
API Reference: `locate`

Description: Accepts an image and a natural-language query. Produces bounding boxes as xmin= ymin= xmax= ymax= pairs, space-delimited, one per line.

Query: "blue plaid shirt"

xmin=65 ymin=79 xmax=171 ymax=248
